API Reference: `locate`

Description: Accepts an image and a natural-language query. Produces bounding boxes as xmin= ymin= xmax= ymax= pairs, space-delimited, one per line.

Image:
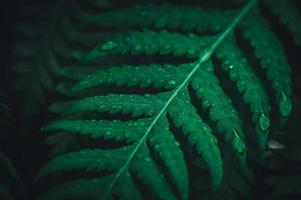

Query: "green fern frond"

xmin=34 ymin=0 xmax=297 ymax=199
xmin=81 ymin=4 xmax=230 ymax=33
xmin=70 ymin=64 xmax=190 ymax=92
xmin=190 ymin=61 xmax=246 ymax=155
xmin=10 ymin=0 xmax=111 ymax=114
xmin=263 ymin=0 xmax=301 ymax=45
xmin=42 ymin=118 xmax=149 ymax=142
xmin=36 ymin=1 xmax=254 ymax=199
xmin=39 ymin=116 xmax=189 ymax=200
xmin=216 ymin=35 xmax=271 ymax=150
xmin=83 ymin=29 xmax=214 ymax=64
xmin=38 ymin=177 xmax=143 ymax=200
xmin=239 ymin=7 xmax=292 ymax=118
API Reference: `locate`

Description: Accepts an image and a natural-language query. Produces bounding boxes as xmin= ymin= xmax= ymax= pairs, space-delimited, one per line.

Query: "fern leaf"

xmin=263 ymin=0 xmax=301 ymax=46
xmin=83 ymin=29 xmax=214 ymax=63
xmin=190 ymin=61 xmax=246 ymax=156
xmin=35 ymin=146 xmax=178 ymax=199
xmin=70 ymin=64 xmax=190 ymax=94
xmin=35 ymin=149 xmax=126 ymax=181
xmin=168 ymin=90 xmax=223 ymax=188
xmin=81 ymin=4 xmax=230 ymax=33
xmin=65 ymin=93 xmax=165 ymax=117
xmin=41 ymin=119 xmax=149 ymax=142
xmin=240 ymin=8 xmax=292 ymax=117
xmin=35 ymin=0 xmax=297 ymax=199
xmin=10 ymin=0 xmax=110 ymax=114
xmin=37 ymin=1 xmax=258 ymax=199
xmin=215 ymin=35 xmax=271 ymax=149
xmin=38 ymin=177 xmax=143 ymax=200
xmin=10 ymin=2 xmax=59 ymax=114
xmin=149 ymin=116 xmax=188 ymax=200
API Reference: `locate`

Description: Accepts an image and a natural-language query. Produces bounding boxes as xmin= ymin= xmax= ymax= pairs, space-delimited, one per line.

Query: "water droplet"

xmin=202 ymin=100 xmax=210 ymax=109
xmin=134 ymin=44 xmax=142 ymax=51
xmin=206 ymin=66 xmax=213 ymax=72
xmin=124 ymin=132 xmax=130 ymax=138
xmin=144 ymin=156 xmax=151 ymax=162
xmin=210 ymin=136 xmax=218 ymax=144
xmin=232 ymin=129 xmax=246 ymax=154
xmin=187 ymin=48 xmax=196 ymax=56
xmin=146 ymin=109 xmax=155 ymax=116
xmin=202 ymin=126 xmax=208 ymax=132
xmin=140 ymin=11 xmax=148 ymax=16
xmin=259 ymin=111 xmax=270 ymax=132
xmin=279 ymin=92 xmax=292 ymax=117
xmin=174 ymin=141 xmax=180 ymax=147
xmin=164 ymin=44 xmax=171 ymax=50
xmin=268 ymin=139 xmax=285 ymax=150
xmin=167 ymin=80 xmax=177 ymax=87
xmin=198 ymin=88 xmax=204 ymax=94
xmin=99 ymin=40 xmax=118 ymax=51
xmin=145 ymin=79 xmax=152 ymax=84
xmin=266 ymin=58 xmax=272 ymax=64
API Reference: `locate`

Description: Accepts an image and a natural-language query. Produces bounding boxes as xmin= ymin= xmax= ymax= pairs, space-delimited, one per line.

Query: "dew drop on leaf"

xmin=146 ymin=109 xmax=155 ymax=116
xmin=99 ymin=40 xmax=118 ymax=51
xmin=268 ymin=139 xmax=285 ymax=150
xmin=202 ymin=125 xmax=208 ymax=132
xmin=145 ymin=79 xmax=152 ymax=85
xmin=134 ymin=44 xmax=142 ymax=51
xmin=167 ymin=80 xmax=177 ymax=87
xmin=210 ymin=136 xmax=218 ymax=145
xmin=259 ymin=111 xmax=270 ymax=132
xmin=202 ymin=100 xmax=210 ymax=109
xmin=279 ymin=92 xmax=292 ymax=117
xmin=164 ymin=44 xmax=171 ymax=50
xmin=144 ymin=156 xmax=151 ymax=162
xmin=140 ymin=11 xmax=148 ymax=16
xmin=232 ymin=129 xmax=246 ymax=154
xmin=198 ymin=88 xmax=204 ymax=94
xmin=187 ymin=48 xmax=196 ymax=56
